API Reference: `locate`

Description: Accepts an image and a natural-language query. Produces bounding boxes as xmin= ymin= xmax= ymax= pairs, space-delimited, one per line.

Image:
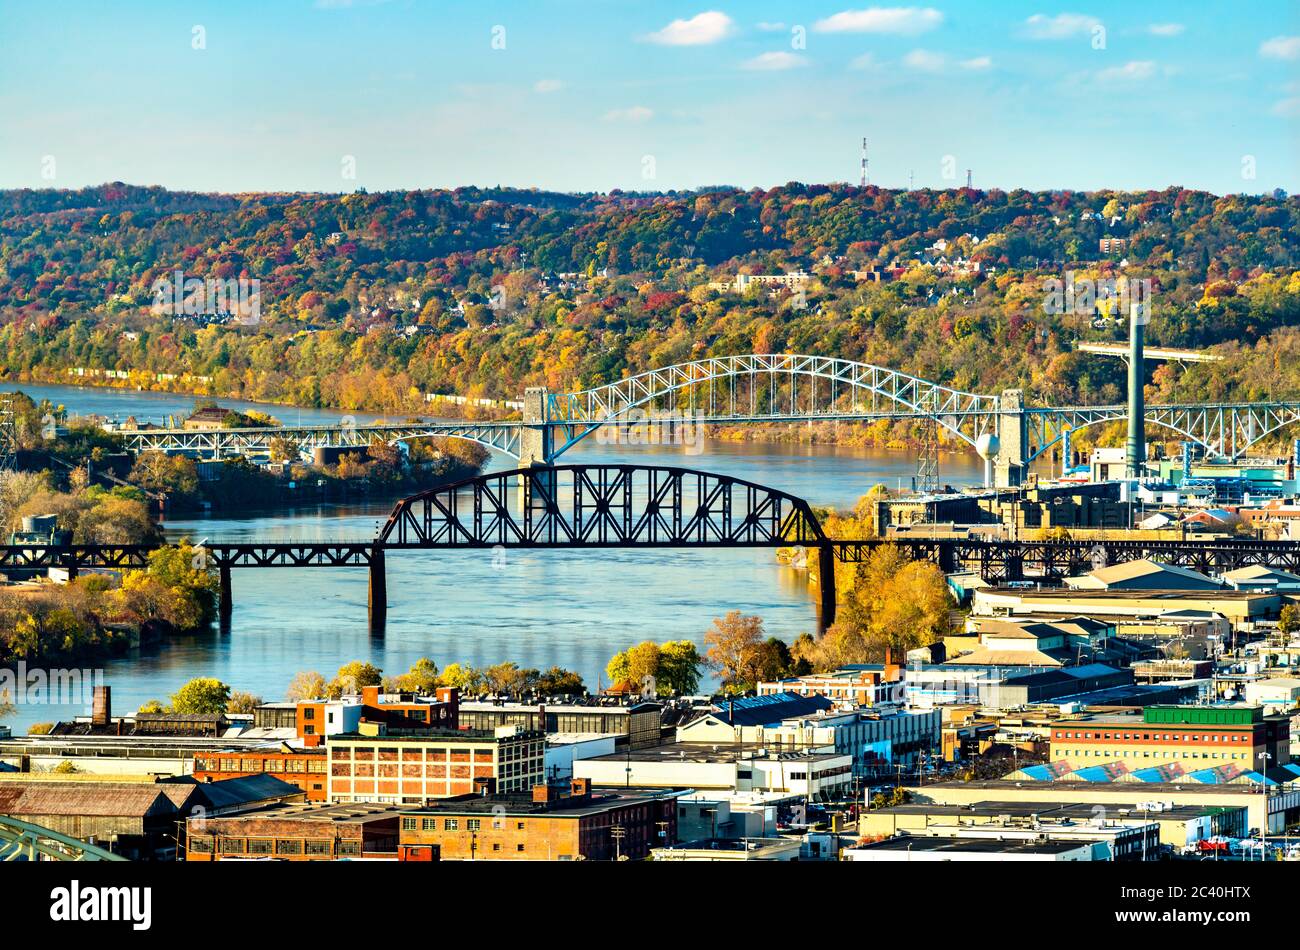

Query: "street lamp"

xmin=1258 ymin=752 xmax=1272 ymax=861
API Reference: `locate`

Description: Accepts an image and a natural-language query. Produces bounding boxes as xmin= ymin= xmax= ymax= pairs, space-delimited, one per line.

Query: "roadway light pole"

xmin=1259 ymin=751 xmax=1272 ymax=861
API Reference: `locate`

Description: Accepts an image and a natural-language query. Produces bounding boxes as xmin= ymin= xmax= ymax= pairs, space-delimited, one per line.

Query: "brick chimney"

xmin=91 ymin=686 xmax=111 ymax=732
xmin=361 ymin=684 xmax=381 ymax=706
xmin=435 ymin=686 xmax=460 ymax=729
xmin=569 ymin=777 xmax=591 ymax=800
xmin=532 ymin=784 xmax=554 ymax=805
xmin=92 ymin=685 xmax=111 ymax=727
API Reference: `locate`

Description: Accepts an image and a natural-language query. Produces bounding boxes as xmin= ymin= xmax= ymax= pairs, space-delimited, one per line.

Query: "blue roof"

xmin=1131 ymin=763 xmax=1187 ymax=783
xmin=710 ymin=692 xmax=833 ymax=726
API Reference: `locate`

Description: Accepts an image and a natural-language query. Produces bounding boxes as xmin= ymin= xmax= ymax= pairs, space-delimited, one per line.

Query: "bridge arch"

xmin=544 ymin=354 xmax=999 ymax=459
xmin=378 ymin=463 xmax=827 ymax=548
xmin=1026 ymin=414 xmax=1214 ymax=463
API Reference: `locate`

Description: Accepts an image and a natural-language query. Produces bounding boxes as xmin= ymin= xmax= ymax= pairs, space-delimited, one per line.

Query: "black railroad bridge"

xmin=7 ymin=463 xmax=1300 ymax=630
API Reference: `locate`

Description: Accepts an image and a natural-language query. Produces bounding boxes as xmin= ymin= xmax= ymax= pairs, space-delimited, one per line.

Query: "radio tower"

xmin=860 ymin=137 xmax=868 ymax=188
xmin=965 ymin=169 xmax=972 ymax=189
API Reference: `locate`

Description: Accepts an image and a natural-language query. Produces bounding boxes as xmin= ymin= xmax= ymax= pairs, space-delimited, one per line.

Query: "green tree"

xmin=656 ymin=640 xmax=703 ymax=695
xmin=536 ymin=666 xmax=585 ymax=695
xmin=170 ymin=677 xmax=232 ymax=714
xmin=392 ymin=657 xmax=440 ymax=694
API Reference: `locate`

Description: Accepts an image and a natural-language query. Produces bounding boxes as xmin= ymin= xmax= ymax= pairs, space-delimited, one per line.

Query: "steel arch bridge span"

xmin=542 ymin=354 xmax=1000 ymax=458
xmin=0 ymin=815 xmax=126 ymax=861
xmin=1025 ymin=402 xmax=1300 ymax=463
xmin=378 ymin=463 xmax=828 ymax=549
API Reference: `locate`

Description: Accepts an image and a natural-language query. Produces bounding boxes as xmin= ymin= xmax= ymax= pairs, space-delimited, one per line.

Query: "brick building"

xmin=397 ymin=778 xmax=680 ymax=861
xmin=327 ymin=725 xmax=544 ymax=805
xmin=186 ymin=801 xmax=403 ymax=861
xmin=193 ymin=747 xmax=329 ymax=801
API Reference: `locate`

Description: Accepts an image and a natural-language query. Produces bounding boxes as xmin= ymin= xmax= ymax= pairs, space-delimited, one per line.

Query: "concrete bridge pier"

xmin=994 ymin=388 xmax=1028 ymax=488
xmin=818 ymin=544 xmax=838 ymax=630
xmin=518 ymin=387 xmax=554 ymax=467
xmin=368 ymin=546 xmax=387 ymax=632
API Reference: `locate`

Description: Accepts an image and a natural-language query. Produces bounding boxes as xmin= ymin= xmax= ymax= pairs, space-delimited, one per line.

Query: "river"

xmin=4 ymin=382 xmax=984 ymax=730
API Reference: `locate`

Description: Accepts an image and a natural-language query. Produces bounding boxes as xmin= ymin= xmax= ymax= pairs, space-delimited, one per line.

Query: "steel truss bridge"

xmin=11 ymin=463 xmax=1300 ymax=630
xmin=0 ymin=815 xmax=125 ymax=861
xmin=111 ymin=354 xmax=1300 ymax=481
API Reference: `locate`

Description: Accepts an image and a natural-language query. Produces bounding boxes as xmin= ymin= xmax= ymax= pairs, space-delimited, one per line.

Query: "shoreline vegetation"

xmin=0 ymin=393 xmax=492 ymax=668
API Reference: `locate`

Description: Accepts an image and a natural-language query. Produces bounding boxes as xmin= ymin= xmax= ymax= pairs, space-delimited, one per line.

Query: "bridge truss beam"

xmin=122 ymin=422 xmax=522 ymax=459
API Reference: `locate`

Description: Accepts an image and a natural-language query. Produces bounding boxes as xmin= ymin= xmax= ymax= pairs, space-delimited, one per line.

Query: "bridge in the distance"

xmin=10 ymin=462 xmax=1300 ymax=632
xmin=116 ymin=353 xmax=1300 ymax=489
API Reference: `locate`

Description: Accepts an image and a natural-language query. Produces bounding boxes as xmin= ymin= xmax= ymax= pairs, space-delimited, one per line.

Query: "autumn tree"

xmin=329 ymin=661 xmax=383 ymax=698
xmin=227 ymin=690 xmax=263 ymax=714
xmin=704 ymin=611 xmax=766 ymax=693
xmin=286 ymin=670 xmax=329 ymax=701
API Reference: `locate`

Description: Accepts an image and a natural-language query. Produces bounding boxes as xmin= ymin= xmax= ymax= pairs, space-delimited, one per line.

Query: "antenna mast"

xmin=860 ymin=137 xmax=868 ymax=188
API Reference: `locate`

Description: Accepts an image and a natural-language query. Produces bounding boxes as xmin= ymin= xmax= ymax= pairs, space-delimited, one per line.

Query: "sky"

xmin=0 ymin=1 xmax=1296 ymax=195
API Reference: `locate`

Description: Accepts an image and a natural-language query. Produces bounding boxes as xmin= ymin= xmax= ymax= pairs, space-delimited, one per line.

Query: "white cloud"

xmin=1022 ymin=13 xmax=1102 ymax=39
xmin=602 ymin=105 xmax=654 ymax=122
xmin=533 ymin=79 xmax=565 ymax=94
xmin=1097 ymin=60 xmax=1157 ymax=82
xmin=644 ymin=11 xmax=735 ymax=46
xmin=960 ymin=56 xmax=993 ymax=70
xmin=813 ymin=7 xmax=943 ymax=35
xmin=849 ymin=52 xmax=879 ymax=70
xmin=903 ymin=49 xmax=946 ymax=71
xmin=741 ymin=51 xmax=808 ymax=71
xmin=1260 ymin=35 xmax=1300 ymax=61
xmin=1272 ymin=98 xmax=1300 ymax=117
xmin=1146 ymin=23 xmax=1184 ymax=37
xmin=756 ymin=21 xmax=787 ymax=32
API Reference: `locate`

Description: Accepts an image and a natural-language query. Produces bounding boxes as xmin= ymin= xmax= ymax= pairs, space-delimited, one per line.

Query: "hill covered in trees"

xmin=1 ymin=182 xmax=1297 ymax=432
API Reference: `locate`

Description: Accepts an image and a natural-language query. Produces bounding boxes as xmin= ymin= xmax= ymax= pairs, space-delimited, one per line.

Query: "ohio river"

xmin=5 ymin=382 xmax=982 ymax=729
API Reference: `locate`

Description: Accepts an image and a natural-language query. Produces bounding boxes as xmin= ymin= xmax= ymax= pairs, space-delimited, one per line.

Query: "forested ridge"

xmin=2 ymin=181 xmax=1297 ymax=421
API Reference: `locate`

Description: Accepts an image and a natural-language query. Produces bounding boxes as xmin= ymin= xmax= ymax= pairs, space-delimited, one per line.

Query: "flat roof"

xmin=399 ymin=788 xmax=681 ymax=819
xmin=870 ymin=799 xmax=1241 ymax=822
xmin=328 ymin=729 xmax=543 ymax=743
xmin=849 ymin=836 xmax=1085 ymax=855
xmin=190 ymin=800 xmax=405 ymax=825
xmin=917 ymin=779 xmax=1278 ymax=797
xmin=584 ymin=742 xmax=847 ymax=765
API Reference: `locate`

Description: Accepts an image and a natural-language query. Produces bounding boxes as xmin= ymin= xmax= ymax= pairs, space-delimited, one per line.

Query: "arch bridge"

xmin=94 ymin=353 xmax=1300 ymax=486
xmin=0 ymin=815 xmax=126 ymax=861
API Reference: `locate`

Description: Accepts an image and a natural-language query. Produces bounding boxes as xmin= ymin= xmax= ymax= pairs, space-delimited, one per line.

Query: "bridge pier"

xmin=368 ymin=546 xmax=387 ymax=631
xmin=218 ymin=564 xmax=232 ymax=622
xmin=518 ymin=387 xmax=554 ymax=467
xmin=818 ymin=544 xmax=837 ymax=629
xmin=994 ymin=389 xmax=1028 ymax=488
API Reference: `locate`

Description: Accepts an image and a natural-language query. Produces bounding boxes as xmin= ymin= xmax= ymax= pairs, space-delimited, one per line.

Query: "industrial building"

xmin=326 ymin=725 xmax=545 ymax=804
xmin=396 ymin=778 xmax=681 ymax=861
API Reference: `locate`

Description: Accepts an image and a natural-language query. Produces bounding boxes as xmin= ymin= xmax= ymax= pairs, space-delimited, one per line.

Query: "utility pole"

xmin=610 ymin=823 xmax=626 ymax=861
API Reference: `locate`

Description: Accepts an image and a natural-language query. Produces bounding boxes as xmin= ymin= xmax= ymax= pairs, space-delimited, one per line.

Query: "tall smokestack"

xmin=1126 ymin=303 xmax=1146 ymax=479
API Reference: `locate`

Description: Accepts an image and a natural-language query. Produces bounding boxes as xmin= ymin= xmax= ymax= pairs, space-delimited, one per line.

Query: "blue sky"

xmin=1 ymin=1 xmax=1296 ymax=194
